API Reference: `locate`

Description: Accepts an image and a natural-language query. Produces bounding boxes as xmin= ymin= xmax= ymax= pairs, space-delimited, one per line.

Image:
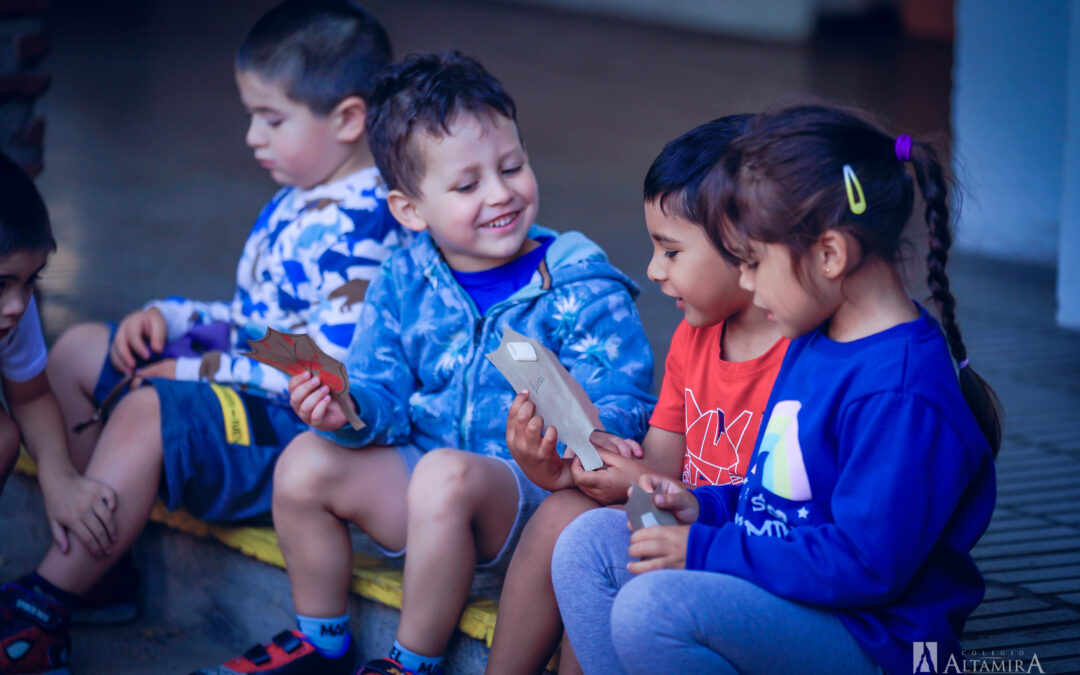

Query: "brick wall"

xmin=0 ymin=0 xmax=49 ymax=176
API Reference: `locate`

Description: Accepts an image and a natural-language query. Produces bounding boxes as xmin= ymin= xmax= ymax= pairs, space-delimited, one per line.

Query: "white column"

xmin=952 ymin=0 xmax=1070 ymax=265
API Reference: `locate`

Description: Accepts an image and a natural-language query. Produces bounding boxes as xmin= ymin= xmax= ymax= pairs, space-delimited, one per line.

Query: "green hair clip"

xmin=842 ymin=164 xmax=866 ymax=215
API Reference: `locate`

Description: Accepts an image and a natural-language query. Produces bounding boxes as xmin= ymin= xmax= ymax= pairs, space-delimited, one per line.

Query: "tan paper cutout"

xmin=243 ymin=328 xmax=364 ymax=430
xmin=626 ymin=483 xmax=679 ymax=530
xmin=486 ymin=328 xmax=604 ymax=471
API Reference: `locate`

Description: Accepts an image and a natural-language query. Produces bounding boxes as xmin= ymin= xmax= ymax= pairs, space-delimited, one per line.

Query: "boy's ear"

xmin=816 ymin=228 xmax=852 ymax=280
xmin=387 ymin=189 xmax=429 ymax=233
xmin=331 ymin=96 xmax=368 ymax=143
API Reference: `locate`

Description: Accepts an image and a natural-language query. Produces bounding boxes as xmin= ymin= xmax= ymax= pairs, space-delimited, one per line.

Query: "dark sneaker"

xmin=0 ymin=583 xmax=71 ymax=675
xmin=357 ymin=658 xmax=442 ymax=675
xmin=191 ymin=630 xmax=355 ymax=674
xmin=70 ymin=552 xmax=139 ymax=625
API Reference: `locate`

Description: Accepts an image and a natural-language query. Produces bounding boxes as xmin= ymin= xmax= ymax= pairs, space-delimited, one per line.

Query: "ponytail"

xmin=910 ymin=141 xmax=1003 ymax=456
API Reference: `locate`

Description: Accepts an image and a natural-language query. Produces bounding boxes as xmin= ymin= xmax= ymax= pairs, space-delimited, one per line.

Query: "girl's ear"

xmin=387 ymin=189 xmax=429 ymax=233
xmin=816 ymin=228 xmax=853 ymax=280
xmin=332 ymin=96 xmax=368 ymax=143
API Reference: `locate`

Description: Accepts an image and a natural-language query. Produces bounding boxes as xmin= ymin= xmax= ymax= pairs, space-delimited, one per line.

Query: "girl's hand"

xmin=39 ymin=468 xmax=118 ymax=557
xmin=289 ymin=371 xmax=347 ymax=431
xmin=110 ymin=307 xmax=166 ymax=373
xmin=131 ymin=358 xmax=176 ymax=388
xmin=505 ymin=391 xmax=573 ymax=491
xmin=636 ymin=474 xmax=700 ymax=524
xmin=627 ymin=524 xmax=691 ymax=574
xmin=589 ymin=431 xmax=644 ymax=459
xmin=571 ymin=449 xmax=648 ymax=505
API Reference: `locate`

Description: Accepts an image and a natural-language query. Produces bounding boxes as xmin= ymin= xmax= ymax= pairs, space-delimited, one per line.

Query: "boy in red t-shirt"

xmin=488 ymin=115 xmax=790 ymax=673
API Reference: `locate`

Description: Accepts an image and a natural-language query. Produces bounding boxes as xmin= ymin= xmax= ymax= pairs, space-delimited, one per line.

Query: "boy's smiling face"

xmin=236 ymin=69 xmax=365 ymax=189
xmin=0 ymin=249 xmax=47 ymax=339
xmin=390 ymin=113 xmax=539 ymax=272
xmin=644 ymin=200 xmax=750 ymax=327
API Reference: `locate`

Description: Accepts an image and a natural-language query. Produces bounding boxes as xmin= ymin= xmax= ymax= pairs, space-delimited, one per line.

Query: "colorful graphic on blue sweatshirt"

xmin=687 ymin=306 xmax=996 ymax=675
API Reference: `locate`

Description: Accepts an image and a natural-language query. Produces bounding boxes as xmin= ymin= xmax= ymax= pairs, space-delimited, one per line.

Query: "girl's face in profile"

xmin=736 ymin=241 xmax=828 ymax=339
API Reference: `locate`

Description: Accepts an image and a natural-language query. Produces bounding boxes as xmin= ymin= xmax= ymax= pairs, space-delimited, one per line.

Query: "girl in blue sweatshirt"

xmin=551 ymin=104 xmax=1001 ymax=675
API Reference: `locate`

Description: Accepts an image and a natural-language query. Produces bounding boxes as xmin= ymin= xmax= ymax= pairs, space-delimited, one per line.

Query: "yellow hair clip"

xmin=842 ymin=164 xmax=866 ymax=215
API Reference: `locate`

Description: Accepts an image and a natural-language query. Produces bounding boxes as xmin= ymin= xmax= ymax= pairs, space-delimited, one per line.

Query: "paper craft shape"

xmin=243 ymin=328 xmax=364 ymax=431
xmin=486 ymin=328 xmax=604 ymax=471
xmin=626 ymin=484 xmax=679 ymax=530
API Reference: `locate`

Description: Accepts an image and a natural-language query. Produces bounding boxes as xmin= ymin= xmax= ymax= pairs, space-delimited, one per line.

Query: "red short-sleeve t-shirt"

xmin=649 ymin=320 xmax=788 ymax=487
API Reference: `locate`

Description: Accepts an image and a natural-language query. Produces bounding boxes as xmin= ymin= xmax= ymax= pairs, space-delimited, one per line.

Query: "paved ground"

xmin=2 ymin=0 xmax=1077 ymax=672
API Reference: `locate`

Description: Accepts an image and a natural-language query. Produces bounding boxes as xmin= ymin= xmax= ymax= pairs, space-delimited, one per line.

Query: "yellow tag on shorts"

xmin=210 ymin=384 xmax=251 ymax=446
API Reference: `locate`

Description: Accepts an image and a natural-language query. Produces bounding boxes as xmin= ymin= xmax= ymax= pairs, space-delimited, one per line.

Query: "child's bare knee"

xmin=273 ymin=432 xmax=343 ymax=501
xmin=48 ymin=322 xmax=109 ymax=373
xmin=408 ymin=448 xmax=476 ymax=511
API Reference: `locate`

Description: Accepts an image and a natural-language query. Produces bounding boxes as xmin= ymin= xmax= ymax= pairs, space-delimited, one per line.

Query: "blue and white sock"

xmin=296 ymin=612 xmax=351 ymax=657
xmin=389 ymin=639 xmax=443 ymax=674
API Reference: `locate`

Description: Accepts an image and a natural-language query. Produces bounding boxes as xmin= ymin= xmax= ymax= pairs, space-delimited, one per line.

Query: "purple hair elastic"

xmin=894 ymin=134 xmax=913 ymax=162
xmin=958 ymin=358 xmax=969 ymax=370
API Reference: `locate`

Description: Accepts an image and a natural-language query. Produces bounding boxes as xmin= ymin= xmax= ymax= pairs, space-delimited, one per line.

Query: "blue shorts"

xmin=150 ymin=378 xmax=307 ymax=524
xmin=91 ymin=324 xmax=306 ymax=524
xmin=375 ymin=455 xmax=550 ymax=575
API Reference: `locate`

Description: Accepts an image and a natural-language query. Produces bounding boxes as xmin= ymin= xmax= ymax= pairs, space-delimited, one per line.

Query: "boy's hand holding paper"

xmin=487 ymin=328 xmax=607 ymax=470
xmin=243 ymin=328 xmax=364 ymax=430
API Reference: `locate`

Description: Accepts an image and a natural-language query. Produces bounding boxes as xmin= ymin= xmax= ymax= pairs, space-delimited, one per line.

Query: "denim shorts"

xmin=150 ymin=378 xmax=308 ymax=524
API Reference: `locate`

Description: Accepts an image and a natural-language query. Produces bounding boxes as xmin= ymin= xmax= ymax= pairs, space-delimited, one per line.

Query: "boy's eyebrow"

xmin=0 ymin=262 xmax=47 ymax=281
xmin=651 ymin=233 xmax=682 ymax=244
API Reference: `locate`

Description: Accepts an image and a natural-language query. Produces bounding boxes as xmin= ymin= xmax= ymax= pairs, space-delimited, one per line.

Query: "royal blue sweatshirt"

xmin=687 ymin=305 xmax=996 ymax=673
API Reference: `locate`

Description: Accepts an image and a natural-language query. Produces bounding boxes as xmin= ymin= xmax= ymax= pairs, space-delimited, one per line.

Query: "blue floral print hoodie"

xmin=322 ymin=225 xmax=656 ymax=460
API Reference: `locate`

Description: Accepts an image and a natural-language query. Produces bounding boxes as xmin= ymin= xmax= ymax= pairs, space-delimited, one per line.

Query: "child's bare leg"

xmin=272 ymin=431 xmax=410 ymax=616
xmin=396 ymin=449 xmax=520 ymax=656
xmin=35 ymin=386 xmax=163 ymax=594
xmin=0 ymin=410 xmax=21 ymax=492
xmin=46 ymin=322 xmax=112 ymax=471
xmin=486 ymin=488 xmax=599 ymax=674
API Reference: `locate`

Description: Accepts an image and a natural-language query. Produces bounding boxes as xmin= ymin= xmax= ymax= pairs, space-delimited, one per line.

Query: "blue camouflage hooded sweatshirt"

xmin=322 ymin=225 xmax=656 ymax=459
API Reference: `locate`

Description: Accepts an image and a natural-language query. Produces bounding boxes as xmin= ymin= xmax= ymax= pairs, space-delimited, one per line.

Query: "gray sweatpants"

xmin=551 ymin=507 xmax=882 ymax=675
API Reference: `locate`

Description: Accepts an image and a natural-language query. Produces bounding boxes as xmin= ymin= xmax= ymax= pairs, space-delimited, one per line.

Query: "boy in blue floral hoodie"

xmin=201 ymin=51 xmax=656 ymax=675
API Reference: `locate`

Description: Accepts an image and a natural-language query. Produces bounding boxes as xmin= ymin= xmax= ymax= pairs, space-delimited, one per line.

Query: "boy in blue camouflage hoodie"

xmin=200 ymin=51 xmax=656 ymax=675
xmin=0 ymin=6 xmax=401 ymax=673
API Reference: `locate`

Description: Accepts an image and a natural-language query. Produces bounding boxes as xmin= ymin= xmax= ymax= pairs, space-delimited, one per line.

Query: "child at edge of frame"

xmin=485 ymin=114 xmax=790 ymax=674
xmin=552 ymin=102 xmax=1002 ymax=675
xmin=0 ymin=3 xmax=401 ymax=674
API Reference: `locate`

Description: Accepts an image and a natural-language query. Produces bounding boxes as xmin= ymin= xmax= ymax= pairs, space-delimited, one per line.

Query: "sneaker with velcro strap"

xmin=190 ymin=629 xmax=355 ymax=674
xmin=0 ymin=582 xmax=71 ymax=675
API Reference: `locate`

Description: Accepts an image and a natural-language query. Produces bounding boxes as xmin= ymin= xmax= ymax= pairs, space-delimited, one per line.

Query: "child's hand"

xmin=627 ymin=524 xmax=691 ymax=574
xmin=635 ymin=474 xmax=700 ymax=524
xmin=289 ymin=371 xmax=347 ymax=431
xmin=130 ymin=358 xmax=176 ymax=388
xmin=505 ymin=391 xmax=573 ymax=491
xmin=589 ymin=430 xmax=644 ymax=459
xmin=571 ymin=449 xmax=648 ymax=505
xmin=111 ymin=307 xmax=167 ymax=373
xmin=38 ymin=468 xmax=118 ymax=557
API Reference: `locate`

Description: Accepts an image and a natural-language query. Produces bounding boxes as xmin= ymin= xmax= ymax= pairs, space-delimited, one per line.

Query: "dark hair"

xmin=235 ymin=0 xmax=391 ymax=115
xmin=643 ymin=114 xmax=753 ymax=225
xmin=366 ymin=50 xmax=517 ymax=197
xmin=707 ymin=103 xmax=1002 ymax=454
xmin=0 ymin=151 xmax=56 ymax=257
